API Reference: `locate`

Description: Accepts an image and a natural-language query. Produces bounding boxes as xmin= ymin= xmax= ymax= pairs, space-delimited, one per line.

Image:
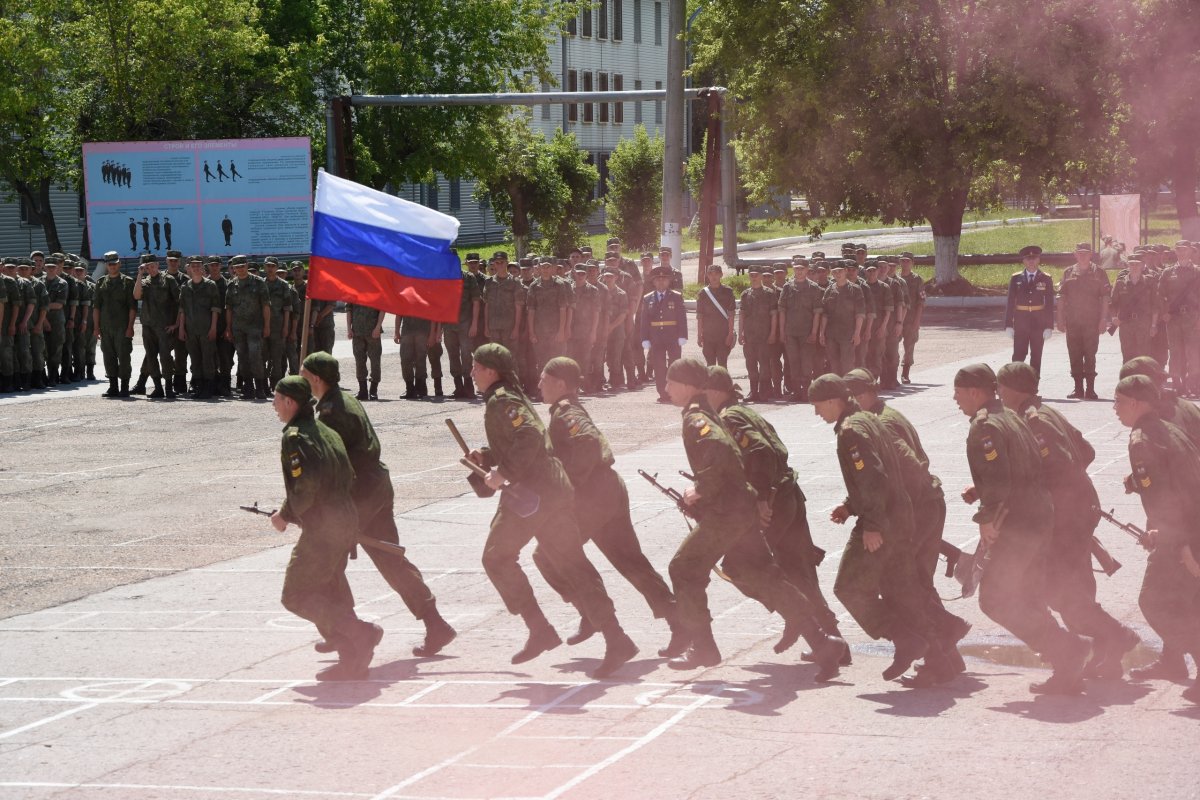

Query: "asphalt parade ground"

xmin=2 ymin=308 xmax=1198 ymax=800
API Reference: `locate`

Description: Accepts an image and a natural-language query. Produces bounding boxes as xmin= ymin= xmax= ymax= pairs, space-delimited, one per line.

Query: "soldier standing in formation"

xmin=93 ymin=251 xmax=136 ymax=397
xmin=177 ymin=256 xmax=220 ymax=399
xmin=1109 ymin=255 xmax=1158 ymax=363
xmin=820 ymin=265 xmax=865 ymax=376
xmin=132 ymin=254 xmax=180 ymax=399
xmin=262 ymin=258 xmax=292 ymax=389
xmin=640 ymin=266 xmax=687 ymax=403
xmin=225 ymin=255 xmax=270 ymax=400
xmin=445 ymin=263 xmax=482 ymax=398
xmin=696 ymin=264 xmax=736 ymax=368
xmin=738 ymin=267 xmax=777 ymax=401
xmin=1005 ymin=245 xmax=1056 ymax=376
xmin=206 ymin=256 xmax=234 ymax=396
xmin=778 ymin=258 xmax=822 ymax=401
xmin=897 ymin=253 xmax=925 ymax=384
xmin=346 ymin=302 xmax=383 ymax=400
xmin=1157 ymin=241 xmax=1200 ymax=397
xmin=1057 ymin=243 xmax=1111 ymax=399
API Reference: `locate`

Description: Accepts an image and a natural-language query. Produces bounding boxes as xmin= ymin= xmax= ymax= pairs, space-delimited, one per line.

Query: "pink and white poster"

xmin=1099 ymin=194 xmax=1141 ymax=253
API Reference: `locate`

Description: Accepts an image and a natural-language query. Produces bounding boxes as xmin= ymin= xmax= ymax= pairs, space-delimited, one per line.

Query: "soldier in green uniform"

xmin=285 ymin=262 xmax=305 ymax=375
xmin=864 ymin=264 xmax=893 ymax=380
xmin=842 ymin=368 xmax=969 ymax=684
xmin=810 ymin=374 xmax=933 ymax=682
xmin=206 ymin=256 xmax=234 ymax=397
xmin=11 ymin=260 xmax=38 ymax=389
xmin=739 ymin=268 xmax=778 ymax=402
xmin=1109 ymin=256 xmax=1158 ymax=363
xmin=996 ymin=362 xmax=1139 ymax=678
xmin=225 ymin=255 xmax=270 ymax=400
xmin=847 ymin=261 xmax=874 ymax=369
xmin=42 ymin=255 xmax=69 ymax=384
xmin=526 ymin=258 xmax=573 ymax=387
xmin=309 ymin=298 xmax=337 ymax=355
xmin=535 ymin=356 xmax=685 ymax=654
xmin=619 ymin=252 xmax=646 ymax=388
xmin=1057 ymin=243 xmax=1112 ymax=399
xmin=58 ymin=254 xmax=78 ymax=383
xmin=1157 ymin=241 xmax=1200 ymax=397
xmin=898 ymin=253 xmax=925 ymax=384
xmin=466 ymin=344 xmax=638 ymax=678
xmin=164 ymin=251 xmax=189 ymax=393
xmin=599 ymin=265 xmax=628 ymax=390
xmin=262 ymin=258 xmax=292 ymax=390
xmin=395 ymin=314 xmax=437 ymax=399
xmin=567 ymin=266 xmax=601 ymax=390
xmin=268 ymin=375 xmax=381 ymax=681
xmin=1113 ymin=375 xmax=1200 ymax=703
xmin=704 ymin=365 xmax=848 ymax=676
xmin=0 ymin=261 xmax=17 ymax=392
xmin=301 ymin=352 xmax=458 ymax=658
xmin=132 ymin=254 xmax=180 ymax=398
xmin=953 ymin=364 xmax=1089 ymax=693
xmin=92 ymin=251 xmax=136 ymax=397
xmin=345 ymin=303 xmax=384 ymax=400
xmin=696 ymin=264 xmax=736 ymax=369
xmin=177 ymin=256 xmax=221 ymax=400
xmin=445 ymin=263 xmax=482 ymax=398
xmin=778 ymin=259 xmax=822 ymax=401
xmin=23 ymin=259 xmax=48 ymax=389
xmin=881 ymin=260 xmax=909 ymax=389
xmin=71 ymin=261 xmax=96 ymax=382
xmin=820 ymin=265 xmax=865 ymax=376
xmin=482 ymin=260 xmax=525 ymax=359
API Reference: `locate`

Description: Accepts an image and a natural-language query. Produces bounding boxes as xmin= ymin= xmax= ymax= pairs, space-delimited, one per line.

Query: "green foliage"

xmin=605 ymin=125 xmax=664 ymax=250
xmin=542 ymin=130 xmax=600 ymax=255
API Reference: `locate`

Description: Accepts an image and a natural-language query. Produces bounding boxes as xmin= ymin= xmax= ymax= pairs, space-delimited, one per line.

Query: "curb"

xmin=683 ymin=294 xmax=1007 ymax=312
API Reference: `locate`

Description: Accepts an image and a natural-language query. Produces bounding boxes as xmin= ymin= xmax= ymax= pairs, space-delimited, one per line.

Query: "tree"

xmin=542 ymin=130 xmax=600 ymax=255
xmin=605 ymin=125 xmax=664 ymax=250
xmin=692 ymin=0 xmax=1119 ymax=285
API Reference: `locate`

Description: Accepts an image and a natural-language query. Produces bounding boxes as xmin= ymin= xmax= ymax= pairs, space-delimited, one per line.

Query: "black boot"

xmin=593 ymin=622 xmax=639 ymax=679
xmin=369 ymin=380 xmax=379 ymax=401
xmin=403 ymin=380 xmax=416 ymax=400
xmin=0 ymin=374 xmax=9 ymax=393
xmin=195 ymin=378 xmax=212 ymax=400
xmin=1068 ymin=377 xmax=1084 ymax=399
xmin=883 ymin=622 xmax=929 ymax=681
xmin=119 ymin=378 xmax=131 ymax=397
xmin=511 ymin=608 xmax=562 ymax=665
xmin=1030 ymin=634 xmax=1088 ymax=695
xmin=566 ymin=607 xmax=597 ymax=646
xmin=103 ymin=379 xmax=120 ymax=398
xmin=659 ymin=609 xmax=691 ymax=658
xmin=174 ymin=374 xmax=187 ymax=394
xmin=434 ymin=378 xmax=443 ymax=398
xmin=356 ymin=379 xmax=369 ymax=400
xmin=416 ymin=381 xmax=429 ymax=399
xmin=809 ymin=634 xmax=850 ymax=683
xmin=149 ymin=377 xmax=165 ymax=399
xmin=165 ymin=378 xmax=177 ymax=399
xmin=451 ymin=375 xmax=464 ymax=398
xmin=132 ymin=375 xmax=147 ymax=395
xmin=316 ymin=621 xmax=382 ymax=682
xmin=1084 ymin=376 xmax=1098 ymax=400
xmin=412 ymin=603 xmax=457 ymax=657
xmin=86 ymin=365 xmax=95 ymax=380
xmin=254 ymin=378 xmax=267 ymax=400
xmin=668 ymin=625 xmax=721 ymax=670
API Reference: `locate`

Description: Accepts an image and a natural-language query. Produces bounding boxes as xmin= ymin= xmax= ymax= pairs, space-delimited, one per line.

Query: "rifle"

xmin=447 ymin=418 xmax=540 ymax=518
xmin=1096 ymin=507 xmax=1151 ymax=550
xmin=238 ymin=502 xmax=410 ymax=558
xmin=950 ymin=503 xmax=1009 ymax=600
xmin=639 ymin=469 xmax=694 ymax=530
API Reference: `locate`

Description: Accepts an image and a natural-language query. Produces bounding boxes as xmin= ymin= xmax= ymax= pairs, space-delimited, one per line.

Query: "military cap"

xmin=813 ymin=262 xmax=829 ymax=271
xmin=772 ymin=262 xmax=788 ymax=271
xmin=864 ymin=264 xmax=877 ymax=272
xmin=229 ymin=254 xmax=249 ymax=267
xmin=640 ymin=251 xmax=655 ymax=259
xmin=954 ymin=363 xmax=997 ymax=391
xmin=1119 ymin=356 xmax=1165 ymax=384
xmin=811 ymin=251 xmax=826 ymax=258
xmin=15 ymin=258 xmax=31 ymax=269
xmin=581 ymin=246 xmax=593 ymax=254
xmin=473 ymin=343 xmax=517 ymax=376
xmin=706 ymin=365 xmax=740 ymax=394
xmin=829 ymin=263 xmax=846 ymax=272
xmin=48 ymin=252 xmax=65 ymax=264
xmin=263 ymin=256 xmax=279 ymax=267
xmin=1115 ymin=374 xmax=1159 ymax=403
xmin=842 ymin=368 xmax=877 ymax=395
xmin=208 ymin=255 xmax=223 ymax=265
xmin=186 ymin=255 xmax=203 ymax=265
xmin=996 ymin=361 xmax=1039 ymax=394
xmin=139 ymin=253 xmax=158 ymax=264
xmin=289 ymin=260 xmax=304 ymax=269
xmin=705 ymin=263 xmax=723 ymax=273
xmin=841 ymin=243 xmax=855 ymax=250
xmin=602 ymin=265 xmax=620 ymax=276
xmin=606 ymin=236 xmax=621 ymax=246
xmin=808 ymin=374 xmax=851 ymax=402
xmin=519 ymin=257 xmax=534 ymax=268
xmin=665 ymin=356 xmax=709 ymax=387
xmin=1019 ymin=245 xmax=1043 ymax=257
xmin=103 ymin=251 xmax=121 ymax=263
xmin=302 ymin=351 xmax=340 ymax=386
xmin=1175 ymin=240 xmax=1193 ymax=249
xmin=572 ymin=264 xmax=586 ymax=273
xmin=604 ymin=252 xmax=620 ymax=261
xmin=651 ymin=265 xmax=672 ymax=278
xmin=274 ymin=375 xmax=313 ymax=404
xmin=30 ymin=250 xmax=44 ymax=258
xmin=585 ymin=259 xmax=601 ymax=269
xmin=465 ymin=252 xmax=481 ymax=262
xmin=506 ymin=263 xmax=520 ymax=273
xmin=900 ymin=252 xmax=915 ymax=260
xmin=1075 ymin=242 xmax=1093 ymax=253
xmin=1 ymin=259 xmax=15 ymax=269
xmin=659 ymin=247 xmax=673 ymax=256
xmin=854 ymin=247 xmax=867 ymax=254
xmin=166 ymin=249 xmax=182 ymax=259
xmin=71 ymin=261 xmax=86 ymax=270
xmin=542 ymin=356 xmax=582 ymax=386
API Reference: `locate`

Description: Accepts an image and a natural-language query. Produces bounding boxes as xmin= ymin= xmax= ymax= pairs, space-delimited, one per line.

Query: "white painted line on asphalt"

xmin=396 ymin=681 xmax=446 ymax=706
xmin=0 ymin=702 xmax=97 ymax=738
xmin=248 ymin=680 xmax=306 ymax=704
xmin=510 ymin=735 xmax=640 ymax=741
xmin=0 ymin=781 xmax=373 ymax=797
xmin=115 ymin=530 xmax=181 ymax=546
xmin=391 ymin=462 xmax=460 ymax=480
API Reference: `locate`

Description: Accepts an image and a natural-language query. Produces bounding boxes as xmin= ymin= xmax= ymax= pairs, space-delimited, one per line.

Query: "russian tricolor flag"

xmin=309 ymin=170 xmax=463 ymax=322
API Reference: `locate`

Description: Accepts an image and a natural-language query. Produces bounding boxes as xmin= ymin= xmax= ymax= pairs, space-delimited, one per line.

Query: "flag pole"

xmin=299 ymin=298 xmax=313 ymax=361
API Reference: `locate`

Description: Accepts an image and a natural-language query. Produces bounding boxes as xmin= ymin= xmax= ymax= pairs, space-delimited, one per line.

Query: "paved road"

xmin=2 ymin=313 xmax=1197 ymax=800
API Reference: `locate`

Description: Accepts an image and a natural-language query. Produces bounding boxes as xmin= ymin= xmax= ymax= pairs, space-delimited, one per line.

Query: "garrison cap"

xmin=706 ymin=365 xmax=742 ymax=396
xmin=996 ymin=361 xmax=1039 ymax=394
xmin=842 ymin=368 xmax=877 ymax=395
xmin=1115 ymin=375 xmax=1159 ymax=403
xmin=274 ymin=375 xmax=313 ymax=404
xmin=651 ymin=265 xmax=672 ymax=278
xmin=808 ymin=374 xmax=852 ymax=402
xmin=139 ymin=253 xmax=158 ymax=264
xmin=229 ymin=254 xmax=249 ymax=267
xmin=1019 ymin=245 xmax=1043 ymax=257
xmin=1119 ymin=356 xmax=1165 ymax=384
xmin=302 ymin=351 xmax=340 ymax=386
xmin=542 ymin=356 xmax=582 ymax=386
xmin=103 ymin=251 xmax=121 ymax=263
xmin=166 ymin=249 xmax=182 ymax=258
xmin=954 ymin=363 xmax=997 ymax=391
xmin=666 ymin=356 xmax=709 ymax=387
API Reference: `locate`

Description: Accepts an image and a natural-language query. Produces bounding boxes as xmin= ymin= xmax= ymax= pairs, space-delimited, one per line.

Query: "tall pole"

xmin=661 ymin=0 xmax=686 ymax=271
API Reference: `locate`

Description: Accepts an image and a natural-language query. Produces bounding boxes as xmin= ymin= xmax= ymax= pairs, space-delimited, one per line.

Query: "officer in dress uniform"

xmin=640 ymin=265 xmax=688 ymax=402
xmin=1005 ymin=245 xmax=1056 ymax=376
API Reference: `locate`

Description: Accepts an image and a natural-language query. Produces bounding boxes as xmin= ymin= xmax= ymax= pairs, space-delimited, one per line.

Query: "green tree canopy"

xmin=605 ymin=125 xmax=664 ymax=251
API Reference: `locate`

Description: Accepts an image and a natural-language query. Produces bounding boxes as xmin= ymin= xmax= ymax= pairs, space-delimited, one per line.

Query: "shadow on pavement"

xmin=683 ymin=666 xmax=846 ymax=717
xmin=857 ymin=673 xmax=990 ymax=718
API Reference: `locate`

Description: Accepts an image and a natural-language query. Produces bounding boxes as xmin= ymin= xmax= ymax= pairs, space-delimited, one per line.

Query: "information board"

xmin=82 ymin=137 xmax=312 ymax=257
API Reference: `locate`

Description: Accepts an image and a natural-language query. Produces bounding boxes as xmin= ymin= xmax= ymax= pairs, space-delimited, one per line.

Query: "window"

xmin=582 ymin=4 xmax=592 ymax=36
xmin=613 ymin=0 xmax=623 ymax=40
xmin=449 ymin=179 xmax=461 ymax=211
xmin=598 ymin=153 xmax=610 ymax=197
xmin=654 ymin=1 xmax=662 ymax=45
xmin=654 ymin=80 xmax=663 ymax=124
xmin=599 ymin=73 xmax=609 ymax=123
xmin=634 ymin=79 xmax=643 ymax=123
xmin=566 ymin=8 xmax=577 ymax=35
xmin=598 ymin=0 xmax=607 ymax=39
xmin=582 ymin=71 xmax=594 ymax=122
xmin=613 ymin=74 xmax=624 ymax=123
xmin=633 ymin=0 xmax=641 ymax=42
xmin=567 ymin=70 xmax=578 ymax=123
xmin=540 ymin=81 xmax=551 ymax=119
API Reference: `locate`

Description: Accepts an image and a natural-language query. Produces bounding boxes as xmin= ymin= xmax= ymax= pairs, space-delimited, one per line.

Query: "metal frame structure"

xmin=323 ymin=88 xmax=738 ymax=280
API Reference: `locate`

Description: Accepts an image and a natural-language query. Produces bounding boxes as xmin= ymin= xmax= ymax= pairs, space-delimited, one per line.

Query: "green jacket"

xmin=138 ymin=273 xmax=180 ymax=329
xmin=716 ymin=399 xmax=790 ymax=499
xmin=279 ymin=409 xmax=357 ymax=540
xmin=822 ymin=281 xmax=865 ymax=339
xmin=1127 ymin=411 xmax=1200 ymax=549
xmin=179 ymin=278 xmax=220 ymax=330
xmin=681 ymin=395 xmax=755 ymax=515
xmin=315 ymin=388 xmax=392 ymax=511
xmin=864 ymin=398 xmax=941 ymax=499
xmin=835 ymin=404 xmax=913 ymax=539
xmin=1017 ymin=396 xmax=1099 ymax=526
xmin=93 ymin=273 xmax=136 ymax=332
xmin=965 ymin=398 xmax=1052 ymax=528
xmin=547 ymin=396 xmax=627 ymax=514
xmin=479 ymin=381 xmax=571 ymax=500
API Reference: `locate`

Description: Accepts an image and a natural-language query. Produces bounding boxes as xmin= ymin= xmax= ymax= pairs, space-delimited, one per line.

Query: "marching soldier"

xmin=953 ymin=364 xmax=1088 ymax=693
xmin=93 ymin=251 xmax=136 ymax=397
xmin=1057 ymin=243 xmax=1111 ymax=399
xmin=536 ymin=356 xmax=685 ymax=654
xmin=132 ymin=253 xmax=180 ymax=399
xmin=1005 ymin=245 xmax=1056 ymax=376
xmin=1112 ymin=375 xmax=1200 ymax=704
xmin=640 ymin=265 xmax=687 ymax=402
xmin=225 ymin=255 xmax=270 ymax=400
xmin=1109 ymin=256 xmax=1158 ymax=364
xmin=346 ymin=303 xmax=384 ymax=400
xmin=268 ymin=375 xmax=381 ymax=682
xmin=466 ymin=344 xmax=638 ymax=678
xmin=898 ymin=253 xmax=925 ymax=384
xmin=696 ymin=264 xmax=736 ymax=368
xmin=177 ymin=256 xmax=221 ymax=399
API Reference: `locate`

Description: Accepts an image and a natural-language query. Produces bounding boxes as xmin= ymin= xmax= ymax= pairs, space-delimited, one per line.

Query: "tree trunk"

xmin=928 ymin=190 xmax=967 ymax=286
xmin=1172 ymin=137 xmax=1200 ymax=240
xmin=13 ymin=178 xmax=63 ymax=254
xmin=507 ymin=180 xmax=530 ymax=259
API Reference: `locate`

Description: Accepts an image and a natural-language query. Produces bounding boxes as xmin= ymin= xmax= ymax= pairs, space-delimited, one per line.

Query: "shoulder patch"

xmin=1129 ymin=429 xmax=1145 ymax=446
xmin=849 ymin=444 xmax=864 ymax=471
xmin=506 ymin=404 xmax=525 ymax=428
xmin=494 ymin=387 xmax=507 ymax=398
xmin=690 ymin=416 xmax=712 ymax=438
xmin=1133 ymin=460 xmax=1151 ymax=488
xmin=981 ymin=433 xmax=998 ymax=462
xmin=1023 ymin=405 xmax=1038 ymax=420
xmin=973 ymin=408 xmax=989 ymax=423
